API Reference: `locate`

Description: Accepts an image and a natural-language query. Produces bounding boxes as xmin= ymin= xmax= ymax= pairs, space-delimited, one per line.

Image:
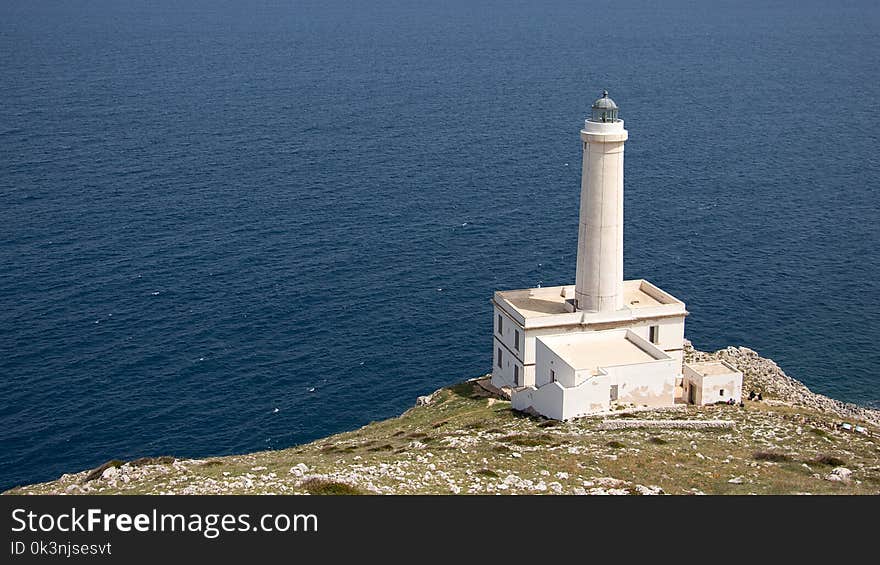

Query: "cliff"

xmin=6 ymin=343 xmax=879 ymax=495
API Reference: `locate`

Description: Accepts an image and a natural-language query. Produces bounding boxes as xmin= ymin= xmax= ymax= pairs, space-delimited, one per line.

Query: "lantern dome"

xmin=589 ymin=90 xmax=619 ymax=123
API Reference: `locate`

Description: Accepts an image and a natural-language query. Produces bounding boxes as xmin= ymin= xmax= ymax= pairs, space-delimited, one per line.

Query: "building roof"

xmin=538 ymin=329 xmax=666 ymax=375
xmin=591 ymin=90 xmax=618 ymax=110
xmin=687 ymin=360 xmax=741 ymax=377
xmin=494 ymin=279 xmax=686 ymax=326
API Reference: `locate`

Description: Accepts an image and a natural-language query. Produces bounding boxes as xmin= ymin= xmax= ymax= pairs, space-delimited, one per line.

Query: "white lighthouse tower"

xmin=575 ymin=91 xmax=627 ymax=312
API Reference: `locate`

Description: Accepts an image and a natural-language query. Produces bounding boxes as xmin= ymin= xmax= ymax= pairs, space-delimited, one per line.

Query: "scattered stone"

xmin=826 ymin=467 xmax=852 ymax=482
xmin=728 ymin=476 xmax=744 ymax=484
xmin=289 ymin=463 xmax=309 ymax=477
xmin=635 ymin=485 xmax=664 ymax=495
xmin=600 ymin=419 xmax=735 ymax=430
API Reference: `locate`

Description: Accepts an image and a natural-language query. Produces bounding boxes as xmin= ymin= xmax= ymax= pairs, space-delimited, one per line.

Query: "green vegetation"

xmin=753 ymin=451 xmax=792 ymax=463
xmin=300 ymin=478 xmax=365 ymax=496
xmin=810 ymin=454 xmax=846 ymax=467
xmin=82 ymin=460 xmax=125 ymax=482
xmin=6 ymin=379 xmax=880 ymax=496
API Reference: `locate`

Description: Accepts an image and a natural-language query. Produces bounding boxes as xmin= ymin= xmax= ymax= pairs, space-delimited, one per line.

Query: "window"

xmin=550 ymin=369 xmax=556 ymax=383
xmin=497 ymin=348 xmax=502 ymax=368
xmin=514 ymin=330 xmax=520 ymax=351
xmin=610 ymin=384 xmax=619 ymax=401
xmin=497 ymin=314 xmax=503 ymax=335
xmin=514 ymin=365 xmax=520 ymax=386
xmin=720 ymin=389 xmax=725 ymax=397
xmin=649 ymin=325 xmax=659 ymax=344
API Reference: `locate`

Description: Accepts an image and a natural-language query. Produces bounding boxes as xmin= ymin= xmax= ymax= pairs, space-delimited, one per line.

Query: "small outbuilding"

xmin=682 ymin=360 xmax=743 ymax=406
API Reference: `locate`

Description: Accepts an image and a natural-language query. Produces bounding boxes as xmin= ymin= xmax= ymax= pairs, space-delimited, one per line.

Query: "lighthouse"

xmin=575 ymin=90 xmax=627 ymax=312
xmin=488 ymin=90 xmax=742 ymax=420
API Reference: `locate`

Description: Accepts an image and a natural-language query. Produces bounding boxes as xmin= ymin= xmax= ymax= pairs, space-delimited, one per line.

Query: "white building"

xmin=683 ymin=361 xmax=743 ymax=406
xmin=492 ymin=91 xmax=742 ymax=419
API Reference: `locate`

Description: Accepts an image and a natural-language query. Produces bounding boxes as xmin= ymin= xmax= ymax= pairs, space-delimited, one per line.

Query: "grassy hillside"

xmin=7 ymin=358 xmax=880 ymax=495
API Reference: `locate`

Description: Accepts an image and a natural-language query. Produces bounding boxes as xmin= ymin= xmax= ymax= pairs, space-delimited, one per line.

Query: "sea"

xmin=1 ymin=0 xmax=878 ymax=491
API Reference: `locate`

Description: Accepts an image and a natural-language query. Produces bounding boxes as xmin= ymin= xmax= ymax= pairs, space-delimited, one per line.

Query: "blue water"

xmin=1 ymin=0 xmax=878 ymax=491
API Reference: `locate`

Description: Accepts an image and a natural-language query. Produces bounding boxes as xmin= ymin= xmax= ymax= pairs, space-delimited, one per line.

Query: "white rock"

xmin=728 ymin=476 xmax=744 ymax=484
xmin=289 ymin=463 xmax=309 ymax=477
xmin=635 ymin=485 xmax=663 ymax=495
xmin=827 ymin=467 xmax=852 ymax=482
xmin=101 ymin=466 xmax=119 ymax=480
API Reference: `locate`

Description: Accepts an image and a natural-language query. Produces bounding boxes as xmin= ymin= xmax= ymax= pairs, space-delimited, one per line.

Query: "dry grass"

xmin=7 ymin=380 xmax=880 ymax=496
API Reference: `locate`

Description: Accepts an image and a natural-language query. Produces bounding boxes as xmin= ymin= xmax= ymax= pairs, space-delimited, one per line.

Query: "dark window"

xmin=649 ymin=325 xmax=659 ymax=344
xmin=720 ymin=389 xmax=725 ymax=397
xmin=550 ymin=370 xmax=556 ymax=383
xmin=497 ymin=348 xmax=502 ymax=368
xmin=514 ymin=330 xmax=520 ymax=351
xmin=610 ymin=384 xmax=619 ymax=401
xmin=514 ymin=365 xmax=520 ymax=386
xmin=497 ymin=314 xmax=503 ymax=335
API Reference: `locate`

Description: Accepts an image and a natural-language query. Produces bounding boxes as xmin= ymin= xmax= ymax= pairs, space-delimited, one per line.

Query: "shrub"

xmin=811 ymin=454 xmax=846 ymax=467
xmin=300 ymin=478 xmax=364 ymax=495
xmin=82 ymin=460 xmax=125 ymax=482
xmin=449 ymin=383 xmax=476 ymax=398
xmin=606 ymin=441 xmax=626 ymax=449
xmin=366 ymin=444 xmax=394 ymax=452
xmin=648 ymin=437 xmax=668 ymax=445
xmin=503 ymin=434 xmax=555 ymax=447
xmin=753 ymin=451 xmax=791 ymax=463
xmin=199 ymin=459 xmax=224 ymax=468
xmin=476 ymin=469 xmax=499 ymax=478
xmin=130 ymin=456 xmax=176 ymax=467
